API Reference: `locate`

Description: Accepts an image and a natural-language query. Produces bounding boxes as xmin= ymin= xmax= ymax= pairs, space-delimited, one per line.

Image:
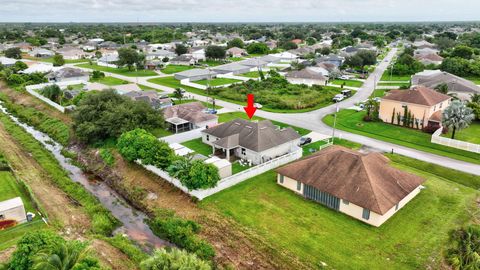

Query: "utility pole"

xmin=331 ymin=102 xmax=339 ymax=144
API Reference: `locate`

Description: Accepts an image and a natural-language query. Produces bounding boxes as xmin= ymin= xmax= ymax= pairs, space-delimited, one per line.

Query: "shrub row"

xmin=147 ymin=209 xmax=216 ymax=260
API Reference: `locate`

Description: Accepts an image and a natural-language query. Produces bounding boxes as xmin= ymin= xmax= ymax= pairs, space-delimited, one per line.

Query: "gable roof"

xmin=286 ymin=68 xmax=327 ymax=80
xmin=382 ymin=86 xmax=451 ymax=106
xmin=412 ymin=71 xmax=480 ymax=95
xmin=203 ymin=118 xmax=300 ymax=152
xmin=276 ymin=146 xmax=425 ymax=215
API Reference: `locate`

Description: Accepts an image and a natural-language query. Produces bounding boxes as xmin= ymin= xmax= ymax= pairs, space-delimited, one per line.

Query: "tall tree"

xmin=4 ymin=47 xmax=22 ymax=59
xmin=175 ymin=44 xmax=188 ymax=55
xmin=173 ymin=88 xmax=184 ymax=103
xmin=52 ymin=54 xmax=65 ymax=66
xmin=117 ymin=47 xmax=141 ymax=70
xmin=227 ymin=38 xmax=244 ymax=49
xmin=435 ymin=83 xmax=449 ymax=94
xmin=205 ymin=45 xmax=226 ymax=59
xmin=33 ymin=243 xmax=93 ymax=270
xmin=442 ymin=100 xmax=475 ymax=139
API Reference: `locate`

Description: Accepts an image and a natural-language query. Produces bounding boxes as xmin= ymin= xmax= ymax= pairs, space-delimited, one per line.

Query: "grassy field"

xmin=377 ymin=82 xmax=410 ymax=87
xmin=301 ymin=138 xmax=362 ymax=156
xmin=217 ymin=112 xmax=310 ymax=136
xmin=465 ymin=77 xmax=480 ymax=85
xmin=76 ymin=63 xmax=157 ymax=77
xmin=22 ymin=54 xmax=88 ymax=64
xmin=380 ymin=73 xmax=412 ymax=82
xmin=161 ymin=64 xmax=196 ymax=74
xmin=195 ymin=78 xmax=242 ymax=86
xmin=238 ymin=71 xmax=260 ymax=78
xmin=200 ymin=154 xmax=480 ymax=269
xmin=331 ymin=79 xmax=364 ymax=88
xmin=232 ymin=162 xmax=252 ymax=174
xmin=174 ymin=98 xmax=223 ymax=109
xmin=198 ymin=59 xmax=225 ymax=67
xmin=371 ymin=89 xmax=388 ymax=98
xmin=323 ymin=110 xmax=480 ymax=164
xmin=181 ymin=138 xmax=212 ymax=157
xmin=89 ymin=76 xmax=128 ymax=86
xmin=0 ymin=170 xmax=46 ymax=251
xmin=442 ymin=121 xmax=480 ymax=144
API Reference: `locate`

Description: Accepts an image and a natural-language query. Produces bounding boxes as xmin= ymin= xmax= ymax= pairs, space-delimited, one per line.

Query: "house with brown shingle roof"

xmin=378 ymin=86 xmax=451 ymax=129
xmin=163 ymin=102 xmax=218 ymax=133
xmin=202 ymin=118 xmax=301 ymax=164
xmin=276 ymin=146 xmax=425 ymax=227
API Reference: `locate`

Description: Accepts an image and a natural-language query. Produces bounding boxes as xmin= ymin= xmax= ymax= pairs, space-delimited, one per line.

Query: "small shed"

xmin=204 ymin=156 xmax=232 ymax=178
xmin=0 ymin=197 xmax=27 ymax=223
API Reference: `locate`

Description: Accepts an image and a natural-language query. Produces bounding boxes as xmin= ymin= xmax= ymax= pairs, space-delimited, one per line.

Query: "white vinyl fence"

xmin=25 ymin=80 xmax=87 ymax=113
xmin=141 ymin=148 xmax=303 ymax=200
xmin=431 ymin=127 xmax=480 ymax=153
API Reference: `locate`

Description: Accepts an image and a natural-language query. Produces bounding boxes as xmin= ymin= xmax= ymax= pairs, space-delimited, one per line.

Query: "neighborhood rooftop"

xmin=382 ymin=86 xmax=451 ymax=106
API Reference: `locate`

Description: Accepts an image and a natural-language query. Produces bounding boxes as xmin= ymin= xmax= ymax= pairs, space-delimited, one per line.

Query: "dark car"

xmin=299 ymin=137 xmax=312 ymax=146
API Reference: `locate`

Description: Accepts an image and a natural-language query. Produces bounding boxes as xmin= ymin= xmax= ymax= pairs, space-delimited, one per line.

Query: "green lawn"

xmin=198 ymin=59 xmax=225 ymax=67
xmin=0 ymin=170 xmax=46 ymax=251
xmin=302 ymin=138 xmax=362 ymax=156
xmin=377 ymin=82 xmax=410 ymax=88
xmin=380 ymin=73 xmax=412 ymax=82
xmin=217 ymin=112 xmax=310 ymax=136
xmin=323 ymin=110 xmax=480 ymax=164
xmin=76 ymin=63 xmax=157 ymax=77
xmin=150 ymin=127 xmax=173 ymax=138
xmin=200 ymin=155 xmax=480 ymax=269
xmin=232 ymin=162 xmax=252 ymax=174
xmin=465 ymin=77 xmax=480 ymax=85
xmin=161 ymin=65 xmax=197 ymax=74
xmin=442 ymin=121 xmax=480 ymax=144
xmin=195 ymin=78 xmax=242 ymax=86
xmin=89 ymin=76 xmax=128 ymax=86
xmin=174 ymin=99 xmax=223 ymax=110
xmin=238 ymin=71 xmax=260 ymax=78
xmin=148 ymin=76 xmax=199 ymax=93
xmin=331 ymin=79 xmax=364 ymax=88
xmin=22 ymin=54 xmax=88 ymax=64
xmin=371 ymin=89 xmax=387 ymax=98
xmin=181 ymin=138 xmax=212 ymax=157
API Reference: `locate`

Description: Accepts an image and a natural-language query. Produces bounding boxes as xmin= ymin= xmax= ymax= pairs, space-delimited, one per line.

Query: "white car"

xmin=339 ymin=75 xmax=351 ymax=80
xmin=254 ymin=103 xmax=263 ymax=109
xmin=332 ymin=94 xmax=345 ymax=102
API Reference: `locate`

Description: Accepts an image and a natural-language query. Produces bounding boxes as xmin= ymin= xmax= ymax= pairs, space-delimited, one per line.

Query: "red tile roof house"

xmin=378 ymin=86 xmax=451 ymax=130
xmin=291 ymin=39 xmax=303 ymax=45
xmin=276 ymin=146 xmax=425 ymax=227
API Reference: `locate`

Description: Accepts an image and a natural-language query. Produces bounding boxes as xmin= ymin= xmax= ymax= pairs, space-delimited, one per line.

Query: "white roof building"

xmin=0 ymin=197 xmax=27 ymax=223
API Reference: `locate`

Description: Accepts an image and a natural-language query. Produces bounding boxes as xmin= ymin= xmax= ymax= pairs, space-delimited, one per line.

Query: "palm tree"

xmin=364 ymin=99 xmax=379 ymax=120
xmin=173 ymin=88 xmax=184 ymax=104
xmin=442 ymin=100 xmax=475 ymax=139
xmin=434 ymin=83 xmax=449 ymax=94
xmin=471 ymin=93 xmax=480 ymax=104
xmin=33 ymin=243 xmax=87 ymax=270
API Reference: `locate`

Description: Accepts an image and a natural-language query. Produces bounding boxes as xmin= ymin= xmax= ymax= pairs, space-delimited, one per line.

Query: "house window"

xmin=279 ymin=175 xmax=284 ymax=184
xmin=433 ymin=105 xmax=436 ymax=111
xmin=395 ymin=203 xmax=399 ymax=211
xmin=439 ymin=103 xmax=442 ymax=109
xmin=241 ymin=148 xmax=246 ymax=155
xmin=343 ymin=199 xmax=349 ymax=205
xmin=297 ymin=181 xmax=301 ymax=191
xmin=206 ymin=135 xmax=210 ymax=141
xmin=362 ymin=208 xmax=370 ymax=220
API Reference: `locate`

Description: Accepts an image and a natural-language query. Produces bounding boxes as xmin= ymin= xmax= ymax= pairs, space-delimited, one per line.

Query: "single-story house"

xmin=285 ymin=68 xmax=327 ymax=86
xmin=236 ymin=58 xmax=268 ymax=68
xmin=276 ymin=146 xmax=425 ymax=227
xmin=124 ymin=90 xmax=173 ymax=109
xmin=0 ymin=197 xmax=27 ymax=224
xmin=270 ymin=52 xmax=299 ymax=62
xmin=56 ymin=47 xmax=92 ymax=60
xmin=212 ymin=62 xmax=251 ymax=75
xmin=315 ymin=54 xmax=345 ymax=68
xmin=413 ymin=40 xmax=436 ymax=49
xmin=170 ymin=54 xmax=197 ymax=66
xmin=97 ymin=54 xmax=119 ymax=68
xmin=20 ymin=63 xmax=58 ymax=74
xmin=288 ymin=47 xmax=315 ymax=57
xmin=0 ymin=56 xmax=16 ymax=67
xmin=86 ymin=82 xmax=142 ymax=94
xmin=226 ymin=47 xmax=248 ymax=57
xmin=145 ymin=59 xmax=163 ymax=70
xmin=29 ymin=48 xmax=55 ymax=58
xmin=202 ymin=118 xmax=301 ymax=165
xmin=411 ymin=70 xmax=480 ymax=100
xmin=291 ymin=39 xmax=303 ymax=45
xmin=191 ymin=48 xmax=206 ymax=61
xmin=146 ymin=50 xmax=176 ymax=60
xmin=163 ymin=102 xmax=218 ymax=133
xmin=259 ymin=55 xmax=281 ymax=64
xmin=414 ymin=47 xmax=440 ymax=57
xmin=379 ymin=86 xmax=452 ymax=129
xmin=174 ymin=68 xmax=217 ymax=82
xmin=414 ymin=53 xmax=443 ymax=66
xmin=47 ymin=67 xmax=89 ymax=83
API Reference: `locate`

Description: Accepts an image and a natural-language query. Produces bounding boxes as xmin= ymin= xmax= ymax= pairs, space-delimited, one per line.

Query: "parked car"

xmin=341 ymin=89 xmax=352 ymax=97
xmin=254 ymin=103 xmax=263 ymax=109
xmin=299 ymin=137 xmax=312 ymax=146
xmin=203 ymin=108 xmax=218 ymax=114
xmin=160 ymin=94 xmax=169 ymax=99
xmin=333 ymin=94 xmax=345 ymax=102
xmin=339 ymin=75 xmax=351 ymax=80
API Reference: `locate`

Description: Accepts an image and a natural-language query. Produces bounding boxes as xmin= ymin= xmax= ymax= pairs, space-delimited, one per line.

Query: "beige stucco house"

xmin=379 ymin=86 xmax=451 ymax=129
xmin=276 ymin=146 xmax=425 ymax=227
xmin=202 ymin=119 xmax=301 ymax=165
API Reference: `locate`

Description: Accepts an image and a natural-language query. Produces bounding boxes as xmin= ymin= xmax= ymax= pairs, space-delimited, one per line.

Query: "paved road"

xmin=67 ymin=49 xmax=480 ymax=176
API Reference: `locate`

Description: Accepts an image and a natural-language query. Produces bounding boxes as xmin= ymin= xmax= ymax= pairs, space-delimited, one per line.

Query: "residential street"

xmin=69 ymin=47 xmax=480 ymax=175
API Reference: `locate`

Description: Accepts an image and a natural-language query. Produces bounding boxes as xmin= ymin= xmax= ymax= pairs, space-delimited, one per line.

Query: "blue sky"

xmin=0 ymin=0 xmax=479 ymax=22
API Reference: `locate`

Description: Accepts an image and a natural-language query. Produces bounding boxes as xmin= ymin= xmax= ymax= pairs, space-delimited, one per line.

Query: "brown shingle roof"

xmin=203 ymin=118 xmax=300 ymax=152
xmin=163 ymin=102 xmax=217 ymax=124
xmin=382 ymin=86 xmax=450 ymax=106
xmin=429 ymin=110 xmax=442 ymax=122
xmin=276 ymin=146 xmax=425 ymax=215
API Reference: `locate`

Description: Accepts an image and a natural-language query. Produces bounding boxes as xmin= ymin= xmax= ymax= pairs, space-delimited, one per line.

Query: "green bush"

xmin=447 ymin=225 xmax=480 ymax=270
xmin=99 ymin=148 xmax=115 ymax=166
xmin=147 ymin=209 xmax=215 ymax=260
xmin=140 ymin=248 xmax=211 ymax=270
xmin=99 ymin=234 xmax=148 ymax=264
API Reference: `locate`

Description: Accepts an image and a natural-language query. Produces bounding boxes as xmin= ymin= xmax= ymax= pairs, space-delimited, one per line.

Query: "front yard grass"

xmin=301 ymin=138 xmax=362 ymax=156
xmin=22 ymin=54 xmax=88 ymax=64
xmin=76 ymin=63 xmax=157 ymax=77
xmin=442 ymin=121 xmax=480 ymax=144
xmin=195 ymin=78 xmax=242 ymax=86
xmin=161 ymin=65 xmax=197 ymax=74
xmin=323 ymin=110 xmax=480 ymax=164
xmin=238 ymin=71 xmax=260 ymax=78
xmin=217 ymin=112 xmax=310 ymax=136
xmin=89 ymin=76 xmax=128 ymax=86
xmin=380 ymin=72 xmax=412 ymax=82
xmin=181 ymin=138 xmax=212 ymax=157
xmin=331 ymin=79 xmax=364 ymax=88
xmin=465 ymin=76 xmax=480 ymax=85
xmin=200 ymin=154 xmax=480 ymax=269
xmin=232 ymin=162 xmax=252 ymax=174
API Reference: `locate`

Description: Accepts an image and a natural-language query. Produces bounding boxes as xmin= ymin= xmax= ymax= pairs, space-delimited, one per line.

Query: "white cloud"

xmin=0 ymin=0 xmax=478 ymax=22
